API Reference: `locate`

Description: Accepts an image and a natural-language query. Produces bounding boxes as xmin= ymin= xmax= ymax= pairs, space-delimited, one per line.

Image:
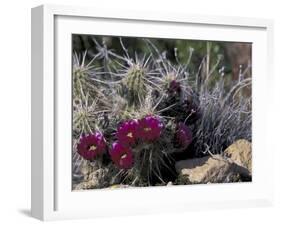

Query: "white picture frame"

xmin=31 ymin=4 xmax=274 ymax=221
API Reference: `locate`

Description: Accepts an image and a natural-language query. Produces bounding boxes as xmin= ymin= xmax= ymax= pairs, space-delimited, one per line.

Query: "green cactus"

xmin=123 ymin=63 xmax=147 ymax=106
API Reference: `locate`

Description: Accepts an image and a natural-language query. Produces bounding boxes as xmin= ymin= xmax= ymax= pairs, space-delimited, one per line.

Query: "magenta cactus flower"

xmin=137 ymin=115 xmax=163 ymax=142
xmin=176 ymin=122 xmax=193 ymax=149
xmin=168 ymin=80 xmax=181 ymax=94
xmin=77 ymin=132 xmax=106 ymax=160
xmin=116 ymin=119 xmax=139 ymax=146
xmin=110 ymin=142 xmax=134 ymax=169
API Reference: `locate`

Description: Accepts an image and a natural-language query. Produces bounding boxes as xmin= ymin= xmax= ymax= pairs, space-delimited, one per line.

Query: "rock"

xmin=74 ymin=180 xmax=100 ymax=190
xmin=74 ymin=164 xmax=121 ymax=190
xmin=74 ymin=168 xmax=109 ymax=190
xmin=80 ymin=161 xmax=99 ymax=180
xmin=175 ymin=155 xmax=251 ymax=184
xmin=224 ymin=139 xmax=252 ymax=173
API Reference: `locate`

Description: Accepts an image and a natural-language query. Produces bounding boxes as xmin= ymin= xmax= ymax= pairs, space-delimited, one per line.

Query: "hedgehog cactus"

xmin=72 ymin=37 xmax=252 ymax=188
xmin=73 ymin=52 xmax=95 ymax=100
xmin=124 ymin=63 xmax=147 ymax=105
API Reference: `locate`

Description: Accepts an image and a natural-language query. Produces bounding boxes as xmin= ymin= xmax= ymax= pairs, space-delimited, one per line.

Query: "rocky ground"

xmin=73 ymin=139 xmax=252 ymax=190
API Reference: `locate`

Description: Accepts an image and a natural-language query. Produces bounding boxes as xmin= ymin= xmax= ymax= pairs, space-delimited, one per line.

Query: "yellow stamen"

xmin=89 ymin=145 xmax=97 ymax=151
xmin=127 ymin=132 xmax=133 ymax=138
xmin=120 ymin=154 xmax=127 ymax=159
xmin=144 ymin=127 xmax=151 ymax=132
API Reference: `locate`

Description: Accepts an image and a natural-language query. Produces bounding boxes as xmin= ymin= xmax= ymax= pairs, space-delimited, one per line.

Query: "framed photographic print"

xmin=31 ymin=4 xmax=274 ymax=221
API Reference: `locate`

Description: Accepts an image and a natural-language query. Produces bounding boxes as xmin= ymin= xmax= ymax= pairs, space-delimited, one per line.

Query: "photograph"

xmin=71 ymin=34 xmax=252 ymax=190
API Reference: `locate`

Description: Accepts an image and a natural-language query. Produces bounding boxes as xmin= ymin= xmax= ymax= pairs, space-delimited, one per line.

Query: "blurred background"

xmin=73 ymin=35 xmax=252 ymax=83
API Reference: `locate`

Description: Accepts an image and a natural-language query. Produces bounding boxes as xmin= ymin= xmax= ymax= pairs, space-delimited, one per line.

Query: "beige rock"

xmin=74 ymin=180 xmax=99 ymax=190
xmin=80 ymin=161 xmax=99 ymax=180
xmin=224 ymin=139 xmax=252 ymax=173
xmin=74 ymin=163 xmax=122 ymax=190
xmin=74 ymin=168 xmax=108 ymax=190
xmin=175 ymin=155 xmax=251 ymax=184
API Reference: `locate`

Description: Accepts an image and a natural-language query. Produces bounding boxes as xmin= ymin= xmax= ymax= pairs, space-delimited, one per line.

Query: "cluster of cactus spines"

xmin=73 ymin=51 xmax=100 ymax=101
xmin=123 ymin=63 xmax=147 ymax=106
xmin=72 ymin=37 xmax=252 ymax=188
